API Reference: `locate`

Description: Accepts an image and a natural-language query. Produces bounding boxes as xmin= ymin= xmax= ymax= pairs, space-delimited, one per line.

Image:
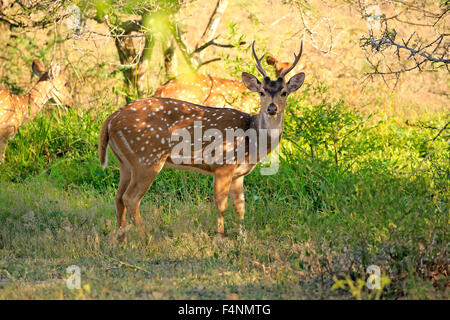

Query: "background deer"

xmin=266 ymin=53 xmax=302 ymax=78
xmin=0 ymin=59 xmax=72 ymax=161
xmin=154 ymin=75 xmax=257 ymax=113
xmin=153 ymin=51 xmax=299 ymax=113
xmin=99 ymin=41 xmax=305 ymax=242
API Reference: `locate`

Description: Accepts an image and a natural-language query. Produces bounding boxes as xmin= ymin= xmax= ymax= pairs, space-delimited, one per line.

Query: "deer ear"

xmin=32 ymin=59 xmax=47 ymax=77
xmin=266 ymin=54 xmax=276 ymax=66
xmin=242 ymin=72 xmax=260 ymax=92
xmin=287 ymin=72 xmax=305 ymax=93
xmin=48 ymin=63 xmax=61 ymax=79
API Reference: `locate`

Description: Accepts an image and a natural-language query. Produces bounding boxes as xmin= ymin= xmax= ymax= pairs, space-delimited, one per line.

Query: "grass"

xmin=0 ymin=90 xmax=448 ymax=299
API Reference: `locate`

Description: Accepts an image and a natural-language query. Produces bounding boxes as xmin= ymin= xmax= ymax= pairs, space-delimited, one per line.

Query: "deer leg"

xmin=115 ymin=161 xmax=131 ymax=242
xmin=122 ymin=160 xmax=165 ymax=235
xmin=0 ymin=137 xmax=8 ymax=162
xmin=122 ymin=172 xmax=154 ymax=234
xmin=213 ymin=166 xmax=235 ymax=241
xmin=231 ymin=175 xmax=246 ymax=236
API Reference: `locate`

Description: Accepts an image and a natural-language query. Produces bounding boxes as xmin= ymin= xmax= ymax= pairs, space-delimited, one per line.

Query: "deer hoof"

xmin=118 ymin=233 xmax=127 ymax=243
xmin=216 ymin=232 xmax=225 ymax=242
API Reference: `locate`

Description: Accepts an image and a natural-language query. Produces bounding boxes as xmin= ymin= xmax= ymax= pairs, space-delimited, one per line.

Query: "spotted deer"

xmin=99 ymin=41 xmax=305 ymax=242
xmin=0 ymin=59 xmax=72 ymax=161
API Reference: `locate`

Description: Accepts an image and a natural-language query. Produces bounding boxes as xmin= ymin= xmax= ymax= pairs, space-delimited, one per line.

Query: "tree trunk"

xmin=196 ymin=0 xmax=229 ymax=60
xmin=112 ymin=18 xmax=155 ymax=96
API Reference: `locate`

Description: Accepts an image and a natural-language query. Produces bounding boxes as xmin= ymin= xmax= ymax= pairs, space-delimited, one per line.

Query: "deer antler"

xmin=252 ymin=41 xmax=267 ymax=77
xmin=280 ymin=41 xmax=303 ymax=78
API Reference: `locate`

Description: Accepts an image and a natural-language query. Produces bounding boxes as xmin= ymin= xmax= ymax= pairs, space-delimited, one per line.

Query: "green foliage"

xmin=285 ymin=84 xmax=371 ymax=166
xmin=222 ymin=23 xmax=277 ymax=79
xmin=332 ymin=274 xmax=391 ymax=300
xmin=1 ymin=107 xmax=110 ymax=181
xmin=0 ymin=76 xmax=25 ymax=95
xmin=82 ymin=0 xmax=182 ymax=22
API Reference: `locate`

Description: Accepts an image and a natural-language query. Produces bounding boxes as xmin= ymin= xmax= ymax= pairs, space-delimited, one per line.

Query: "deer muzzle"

xmin=267 ymin=103 xmax=278 ymax=115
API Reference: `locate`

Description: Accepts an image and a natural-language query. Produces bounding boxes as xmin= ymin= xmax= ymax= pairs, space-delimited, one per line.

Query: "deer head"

xmin=31 ymin=59 xmax=72 ymax=110
xmin=241 ymin=41 xmax=305 ymax=128
xmin=0 ymin=59 xmax=72 ymax=162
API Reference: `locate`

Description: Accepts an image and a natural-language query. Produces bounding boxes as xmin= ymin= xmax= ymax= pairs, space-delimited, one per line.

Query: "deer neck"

xmin=24 ymin=82 xmax=53 ymax=121
xmin=254 ymin=110 xmax=284 ymax=131
xmin=251 ymin=110 xmax=284 ymax=157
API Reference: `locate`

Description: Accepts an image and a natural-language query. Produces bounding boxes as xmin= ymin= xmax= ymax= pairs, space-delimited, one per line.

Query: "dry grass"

xmin=0 ymin=179 xmax=334 ymax=299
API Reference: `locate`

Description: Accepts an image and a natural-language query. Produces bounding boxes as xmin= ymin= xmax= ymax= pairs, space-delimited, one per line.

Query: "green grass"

xmin=0 ymin=88 xmax=448 ymax=299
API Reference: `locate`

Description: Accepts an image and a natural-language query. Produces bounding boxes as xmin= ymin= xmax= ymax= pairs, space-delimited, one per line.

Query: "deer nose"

xmin=267 ymin=103 xmax=277 ymax=115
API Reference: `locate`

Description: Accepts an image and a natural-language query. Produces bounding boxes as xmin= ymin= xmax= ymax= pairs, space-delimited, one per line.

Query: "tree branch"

xmin=195 ymin=0 xmax=229 ymax=59
xmin=195 ymin=57 xmax=221 ymax=69
xmin=192 ymin=38 xmax=245 ymax=54
xmin=361 ymin=35 xmax=450 ymax=64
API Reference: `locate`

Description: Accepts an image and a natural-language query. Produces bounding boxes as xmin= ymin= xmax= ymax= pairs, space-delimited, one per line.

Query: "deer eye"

xmin=259 ymin=91 xmax=265 ymax=96
xmin=281 ymin=91 xmax=287 ymax=97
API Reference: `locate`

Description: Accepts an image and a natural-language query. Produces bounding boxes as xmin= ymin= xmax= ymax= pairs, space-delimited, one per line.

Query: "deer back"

xmin=154 ymin=75 xmax=258 ymax=114
xmin=106 ymin=97 xmax=256 ymax=173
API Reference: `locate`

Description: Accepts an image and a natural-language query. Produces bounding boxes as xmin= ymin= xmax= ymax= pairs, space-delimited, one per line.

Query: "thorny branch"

xmin=406 ymin=120 xmax=450 ymax=142
xmin=359 ymin=1 xmax=449 ymax=86
xmin=361 ymin=34 xmax=450 ymax=64
xmin=297 ymin=8 xmax=338 ymax=55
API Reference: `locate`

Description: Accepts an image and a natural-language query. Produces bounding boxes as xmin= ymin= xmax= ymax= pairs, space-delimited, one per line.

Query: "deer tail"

xmin=99 ymin=118 xmax=110 ymax=169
